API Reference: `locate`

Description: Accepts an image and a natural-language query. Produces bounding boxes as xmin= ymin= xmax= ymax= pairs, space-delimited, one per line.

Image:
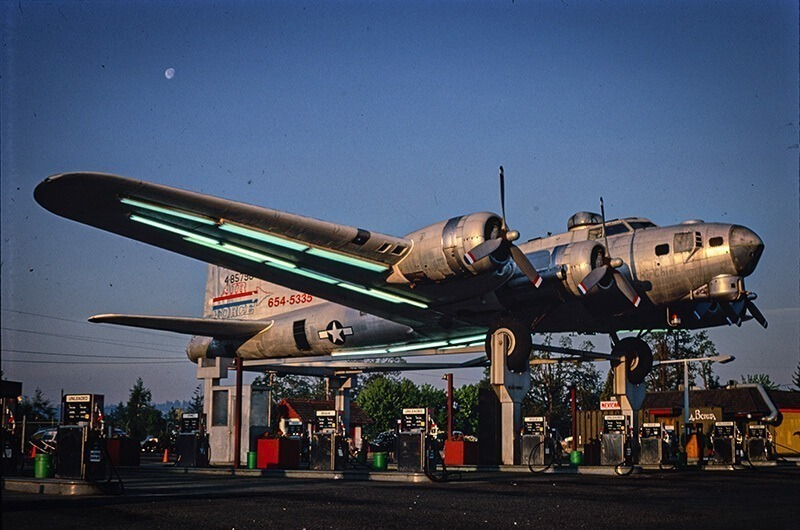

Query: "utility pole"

xmin=443 ymin=373 xmax=453 ymax=440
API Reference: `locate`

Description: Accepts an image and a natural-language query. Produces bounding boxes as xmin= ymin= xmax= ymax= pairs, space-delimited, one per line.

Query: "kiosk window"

xmin=211 ymin=390 xmax=229 ymax=426
xmin=655 ymin=243 xmax=669 ymax=256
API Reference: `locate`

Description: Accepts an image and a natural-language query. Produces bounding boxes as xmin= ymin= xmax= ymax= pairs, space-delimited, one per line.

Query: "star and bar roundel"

xmin=317 ymin=320 xmax=354 ymax=345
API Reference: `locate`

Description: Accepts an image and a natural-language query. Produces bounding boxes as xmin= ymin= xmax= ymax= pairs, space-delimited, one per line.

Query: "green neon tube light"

xmin=130 ymin=215 xmax=220 ymax=245
xmin=447 ymin=334 xmax=486 ymax=345
xmin=337 ymin=283 xmax=428 ymax=309
xmin=121 ymin=198 xmax=215 ymax=225
xmin=306 ymin=247 xmax=389 ymax=273
xmin=264 ymin=261 xmax=340 ymax=284
xmin=219 ymin=222 xmax=309 ymax=252
xmin=388 ymin=341 xmax=449 ymax=353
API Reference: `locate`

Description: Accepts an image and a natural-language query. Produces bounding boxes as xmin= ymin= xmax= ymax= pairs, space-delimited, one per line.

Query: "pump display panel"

xmin=315 ymin=410 xmax=336 ymax=432
xmin=712 ymin=422 xmax=735 ymax=438
xmin=603 ymin=415 xmax=626 ymax=434
xmin=401 ymin=408 xmax=427 ymax=432
xmin=523 ymin=417 xmax=546 ymax=436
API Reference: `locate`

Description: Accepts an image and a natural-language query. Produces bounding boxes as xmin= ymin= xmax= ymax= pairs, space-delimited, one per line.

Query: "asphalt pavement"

xmin=3 ymin=464 xmax=799 ymax=528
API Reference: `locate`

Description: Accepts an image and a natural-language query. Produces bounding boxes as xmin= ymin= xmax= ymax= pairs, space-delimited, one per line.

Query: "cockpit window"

xmin=604 ymin=223 xmax=630 ymax=236
xmin=629 ymin=221 xmax=656 ymax=230
xmin=709 ymin=236 xmax=724 ymax=247
xmin=674 ymin=232 xmax=694 ymax=253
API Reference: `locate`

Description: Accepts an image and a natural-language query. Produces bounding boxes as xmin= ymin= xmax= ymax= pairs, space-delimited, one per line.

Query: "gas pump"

xmin=711 ymin=422 xmax=737 ymax=465
xmin=57 ymin=394 xmax=106 ymax=480
xmin=396 ymin=408 xmax=429 ymax=473
xmin=639 ymin=423 xmax=663 ymax=465
xmin=177 ymin=412 xmax=209 ymax=467
xmin=600 ymin=415 xmax=627 ymax=466
xmin=521 ymin=417 xmax=548 ymax=467
xmin=684 ymin=423 xmax=705 ymax=465
xmin=745 ymin=424 xmax=769 ymax=462
xmin=310 ymin=410 xmax=347 ymax=471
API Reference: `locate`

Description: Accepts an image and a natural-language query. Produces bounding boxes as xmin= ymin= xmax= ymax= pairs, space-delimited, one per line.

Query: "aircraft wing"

xmin=35 ymin=172 xmax=446 ymax=329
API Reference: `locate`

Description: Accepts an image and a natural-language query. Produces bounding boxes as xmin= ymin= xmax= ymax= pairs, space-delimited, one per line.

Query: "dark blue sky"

xmin=2 ymin=1 xmax=797 ymax=404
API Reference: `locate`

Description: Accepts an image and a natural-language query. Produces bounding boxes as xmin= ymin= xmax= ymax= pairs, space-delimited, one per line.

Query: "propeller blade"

xmin=612 ymin=270 xmax=642 ymax=307
xmin=464 ymin=238 xmax=503 ymax=265
xmin=499 ymin=166 xmax=507 ymax=230
xmin=693 ymin=301 xmax=712 ymax=320
xmin=578 ymin=265 xmax=609 ymax=295
xmin=746 ymin=300 xmax=768 ymax=329
xmin=510 ymin=244 xmax=542 ymax=288
xmin=721 ymin=302 xmax=742 ymax=327
xmin=600 ymin=197 xmax=610 ymax=257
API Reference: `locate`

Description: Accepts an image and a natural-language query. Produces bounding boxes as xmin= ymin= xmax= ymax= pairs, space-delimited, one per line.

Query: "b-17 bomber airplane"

xmin=34 ymin=168 xmax=766 ymax=383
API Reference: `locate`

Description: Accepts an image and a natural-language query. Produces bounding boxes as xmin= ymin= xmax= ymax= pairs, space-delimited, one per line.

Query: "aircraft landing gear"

xmin=485 ymin=318 xmax=532 ymax=373
xmin=611 ymin=337 xmax=653 ymax=385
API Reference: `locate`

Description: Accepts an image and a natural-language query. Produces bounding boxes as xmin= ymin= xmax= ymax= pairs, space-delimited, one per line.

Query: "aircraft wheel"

xmin=485 ymin=318 xmax=532 ymax=373
xmin=612 ymin=337 xmax=653 ymax=385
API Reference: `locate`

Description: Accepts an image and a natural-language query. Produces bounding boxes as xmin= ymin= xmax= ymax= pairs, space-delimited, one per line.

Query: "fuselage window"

xmin=674 ymin=232 xmax=693 ymax=253
xmin=655 ymin=243 xmax=670 ymax=256
xmin=709 ymin=236 xmax=724 ymax=247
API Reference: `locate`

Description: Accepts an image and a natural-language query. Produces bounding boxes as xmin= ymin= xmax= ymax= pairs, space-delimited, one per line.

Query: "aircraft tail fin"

xmin=203 ymin=265 xmax=323 ymax=320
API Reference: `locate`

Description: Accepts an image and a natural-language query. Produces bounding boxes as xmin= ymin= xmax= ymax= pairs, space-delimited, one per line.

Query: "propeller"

xmin=464 ymin=167 xmax=542 ymax=287
xmin=746 ymin=299 xmax=768 ymax=329
xmin=577 ymin=197 xmax=641 ymax=307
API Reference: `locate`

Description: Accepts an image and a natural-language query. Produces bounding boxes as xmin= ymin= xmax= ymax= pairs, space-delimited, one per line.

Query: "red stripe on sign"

xmin=213 ymin=290 xmax=258 ymax=303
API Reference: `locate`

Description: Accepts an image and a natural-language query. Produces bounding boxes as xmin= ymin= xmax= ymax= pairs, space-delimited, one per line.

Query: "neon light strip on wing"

xmin=122 ymin=198 xmax=216 ymax=225
xmin=131 ymin=210 xmax=427 ymax=309
xmin=130 ymin=215 xmax=220 ymax=245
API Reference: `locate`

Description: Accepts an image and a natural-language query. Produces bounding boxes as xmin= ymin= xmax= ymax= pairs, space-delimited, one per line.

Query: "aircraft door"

xmin=209 ymin=388 xmax=233 ymax=464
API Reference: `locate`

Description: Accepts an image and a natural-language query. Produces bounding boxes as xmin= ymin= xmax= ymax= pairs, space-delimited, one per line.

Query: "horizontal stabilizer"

xmin=89 ymin=314 xmax=272 ymax=338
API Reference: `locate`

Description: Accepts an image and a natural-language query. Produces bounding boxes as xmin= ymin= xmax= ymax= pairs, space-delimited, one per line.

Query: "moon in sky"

xmin=164 ymin=68 xmax=175 ymax=80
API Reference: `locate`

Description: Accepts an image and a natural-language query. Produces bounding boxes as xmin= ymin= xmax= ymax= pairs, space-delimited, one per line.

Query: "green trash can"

xmin=372 ymin=452 xmax=387 ymax=471
xmin=570 ymin=450 xmax=583 ymax=467
xmin=247 ymin=451 xmax=258 ymax=469
xmin=34 ymin=453 xmax=53 ymax=478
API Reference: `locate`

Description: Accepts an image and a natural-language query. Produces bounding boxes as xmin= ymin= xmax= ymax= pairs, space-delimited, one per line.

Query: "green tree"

xmin=18 ymin=387 xmax=57 ymax=424
xmin=526 ymin=334 xmax=603 ymax=435
xmin=188 ymin=384 xmax=204 ymax=414
xmin=740 ymin=373 xmax=780 ymax=390
xmin=417 ymin=383 xmax=446 ymax=430
xmin=453 ymin=383 xmax=481 ymax=435
xmin=646 ymin=330 xmax=721 ymax=391
xmin=355 ymin=376 xmax=422 ymax=437
xmin=792 ymin=361 xmax=800 ymax=392
xmin=123 ymin=378 xmax=164 ymax=442
xmin=253 ymin=373 xmax=327 ymax=401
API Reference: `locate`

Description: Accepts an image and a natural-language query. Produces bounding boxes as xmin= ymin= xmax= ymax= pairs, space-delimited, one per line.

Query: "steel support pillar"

xmin=490 ymin=333 xmax=530 ymax=465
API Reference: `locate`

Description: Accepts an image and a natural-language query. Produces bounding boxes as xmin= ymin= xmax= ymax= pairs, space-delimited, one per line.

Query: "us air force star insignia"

xmin=317 ymin=320 xmax=354 ymax=345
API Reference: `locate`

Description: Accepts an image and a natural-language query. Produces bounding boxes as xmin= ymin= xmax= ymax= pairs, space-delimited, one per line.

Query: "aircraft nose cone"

xmin=729 ymin=225 xmax=764 ymax=277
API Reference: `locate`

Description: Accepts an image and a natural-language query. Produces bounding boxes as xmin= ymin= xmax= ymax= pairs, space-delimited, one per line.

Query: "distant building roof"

xmin=277 ymin=398 xmax=372 ymax=426
xmin=643 ymin=386 xmax=773 ymax=417
xmin=766 ymin=389 xmax=800 ymax=411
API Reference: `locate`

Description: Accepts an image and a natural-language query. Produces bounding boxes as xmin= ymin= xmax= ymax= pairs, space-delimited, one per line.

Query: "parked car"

xmin=28 ymin=427 xmax=57 ymax=455
xmin=140 ymin=435 xmax=161 ymax=453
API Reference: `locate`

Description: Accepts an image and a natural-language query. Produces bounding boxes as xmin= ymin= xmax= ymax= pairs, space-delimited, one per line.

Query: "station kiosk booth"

xmin=520 ymin=417 xmax=548 ymax=467
xmin=396 ymin=408 xmax=430 ymax=473
xmin=600 ymin=415 xmax=627 ymax=466
xmin=309 ymin=410 xmax=347 ymax=471
xmin=177 ymin=412 xmax=209 ymax=467
xmin=745 ymin=424 xmax=769 ymax=462
xmin=710 ymin=421 xmax=737 ymax=464
xmin=639 ymin=423 xmax=663 ymax=465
